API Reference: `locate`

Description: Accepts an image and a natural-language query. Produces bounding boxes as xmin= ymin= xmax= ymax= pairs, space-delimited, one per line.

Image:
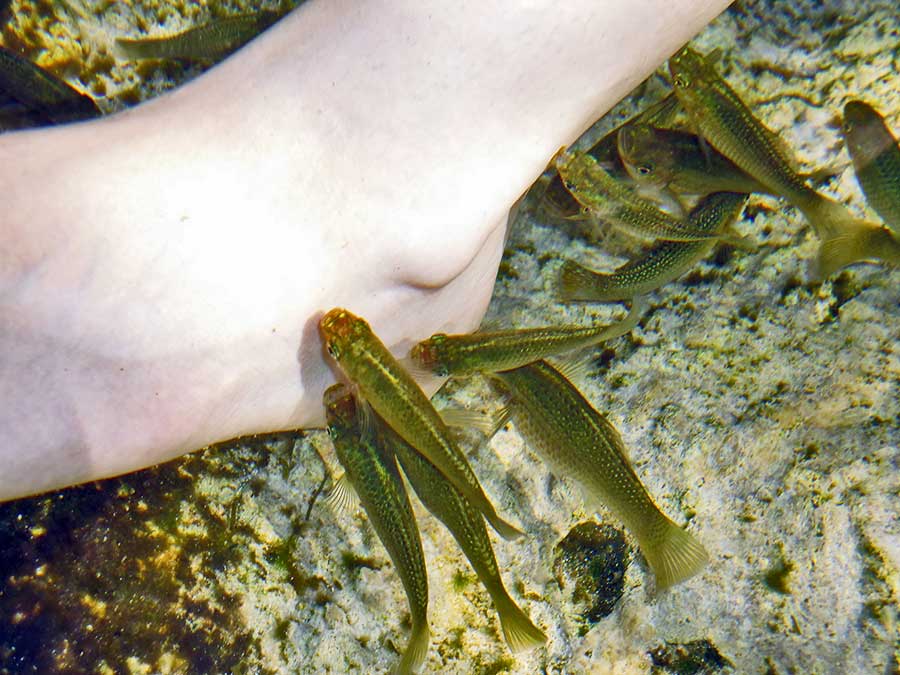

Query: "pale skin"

xmin=0 ymin=0 xmax=731 ymax=501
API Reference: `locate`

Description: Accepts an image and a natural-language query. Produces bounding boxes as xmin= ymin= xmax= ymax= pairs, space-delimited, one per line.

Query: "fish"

xmin=668 ymin=46 xmax=896 ymax=275
xmin=324 ymin=385 xmax=429 ymax=675
xmin=555 ymin=149 xmax=744 ymax=244
xmin=115 ymin=12 xmax=281 ymax=61
xmin=541 ymin=93 xmax=682 ymax=219
xmin=408 ymin=305 xmax=640 ymax=377
xmin=380 ymin=422 xmax=547 ymax=653
xmin=558 ymin=191 xmax=749 ymax=303
xmin=842 ymin=101 xmax=900 ymax=236
xmin=491 ymin=360 xmax=708 ymax=590
xmin=617 ymin=124 xmax=771 ymax=201
xmin=319 ymin=308 xmax=523 ymax=540
xmin=0 ymin=46 xmax=99 ymax=124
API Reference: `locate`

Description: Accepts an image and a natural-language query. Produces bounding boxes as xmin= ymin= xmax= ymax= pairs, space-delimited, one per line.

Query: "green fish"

xmin=115 ymin=12 xmax=281 ymax=61
xmin=541 ymin=93 xmax=681 ymax=219
xmin=408 ymin=306 xmax=640 ymax=377
xmin=319 ymin=308 xmax=523 ymax=541
xmin=668 ymin=46 xmax=896 ymax=275
xmin=617 ymin=124 xmax=771 ymax=200
xmin=324 ymin=385 xmax=429 ymax=675
xmin=0 ymin=46 xmax=99 ymax=124
xmin=380 ymin=423 xmax=547 ymax=653
xmin=491 ymin=360 xmax=708 ymax=590
xmin=843 ymin=101 xmax=900 ymax=236
xmin=555 ymin=150 xmax=742 ymax=244
xmin=558 ymin=191 xmax=748 ymax=303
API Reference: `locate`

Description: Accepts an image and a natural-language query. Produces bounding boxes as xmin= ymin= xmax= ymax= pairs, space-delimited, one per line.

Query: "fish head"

xmin=409 ymin=335 xmax=451 ymax=377
xmin=319 ymin=307 xmax=370 ymax=362
xmin=323 ymin=383 xmax=358 ymax=437
xmin=843 ymin=100 xmax=895 ymax=169
xmin=617 ymin=124 xmax=671 ymax=187
xmin=668 ymin=46 xmax=716 ymax=99
xmin=556 ymin=151 xmax=614 ymax=208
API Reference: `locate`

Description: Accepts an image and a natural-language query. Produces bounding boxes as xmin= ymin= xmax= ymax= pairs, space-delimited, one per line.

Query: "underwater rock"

xmin=552 ymin=521 xmax=629 ymax=624
xmin=648 ymin=639 xmax=734 ymax=675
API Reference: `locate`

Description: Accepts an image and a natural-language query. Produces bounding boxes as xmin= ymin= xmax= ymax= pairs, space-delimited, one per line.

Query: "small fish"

xmin=541 ymin=93 xmax=682 ymax=219
xmin=380 ymin=423 xmax=547 ymax=653
xmin=0 ymin=46 xmax=99 ymax=124
xmin=668 ymin=46 xmax=894 ymax=275
xmin=115 ymin=12 xmax=281 ymax=61
xmin=409 ymin=306 xmax=640 ymax=377
xmin=324 ymin=385 xmax=429 ymax=675
xmin=555 ymin=150 xmax=740 ymax=244
xmin=491 ymin=360 xmax=708 ymax=590
xmin=558 ymin=191 xmax=749 ymax=303
xmin=617 ymin=124 xmax=771 ymax=200
xmin=319 ymin=308 xmax=523 ymax=540
xmin=843 ymin=101 xmax=900 ymax=236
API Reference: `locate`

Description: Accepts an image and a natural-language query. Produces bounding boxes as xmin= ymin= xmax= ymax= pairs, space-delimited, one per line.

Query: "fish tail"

xmin=642 ymin=519 xmax=709 ymax=591
xmin=393 ymin=620 xmax=430 ymax=675
xmin=801 ymin=194 xmax=865 ymax=242
xmin=557 ymin=259 xmax=616 ymax=302
xmin=486 ymin=510 xmax=525 ymax=541
xmin=492 ymin=590 xmax=547 ymax=653
xmin=817 ymin=222 xmax=900 ymax=278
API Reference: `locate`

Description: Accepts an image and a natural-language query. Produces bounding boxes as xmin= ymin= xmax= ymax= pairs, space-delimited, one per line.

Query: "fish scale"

xmin=559 ymin=191 xmax=748 ymax=302
xmin=556 ymin=150 xmax=725 ymax=243
xmin=669 ymin=46 xmax=900 ymax=275
xmin=324 ymin=385 xmax=429 ymax=675
xmin=319 ymin=308 xmax=523 ymax=541
xmin=843 ymin=101 xmax=900 ymax=236
xmin=409 ymin=311 xmax=638 ymax=377
xmin=492 ymin=360 xmax=708 ymax=590
xmin=382 ymin=424 xmax=547 ymax=653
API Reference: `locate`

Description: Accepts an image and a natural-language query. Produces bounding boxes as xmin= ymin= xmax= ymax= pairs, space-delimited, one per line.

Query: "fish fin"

xmin=817 ymin=222 xmax=900 ymax=278
xmin=397 ymin=354 xmax=439 ymax=382
xmin=355 ymin=398 xmax=378 ymax=441
xmin=799 ymin=166 xmax=840 ymax=186
xmin=488 ymin=514 xmax=525 ymax=541
xmin=492 ymin=592 xmax=547 ymax=653
xmin=547 ymin=351 xmax=596 ymax=385
xmin=642 ymin=519 xmax=709 ymax=591
xmin=593 ymin=296 xmax=645 ymax=342
xmin=393 ymin=621 xmax=430 ymax=675
xmin=439 ymin=406 xmax=509 ymax=438
xmin=326 ymin=473 xmax=359 ymax=514
xmin=719 ymin=225 xmax=756 ymax=251
xmin=556 ymin=258 xmax=616 ymax=303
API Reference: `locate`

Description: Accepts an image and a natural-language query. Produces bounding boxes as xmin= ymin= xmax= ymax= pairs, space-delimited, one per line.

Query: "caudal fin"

xmin=817 ymin=222 xmax=900 ymax=278
xmin=492 ymin=592 xmax=547 ymax=653
xmin=487 ymin=510 xmax=525 ymax=541
xmin=642 ymin=520 xmax=709 ymax=591
xmin=393 ymin=621 xmax=430 ymax=675
xmin=557 ymin=259 xmax=618 ymax=302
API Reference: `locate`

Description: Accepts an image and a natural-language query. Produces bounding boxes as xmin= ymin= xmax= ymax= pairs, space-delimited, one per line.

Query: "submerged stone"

xmin=552 ymin=521 xmax=629 ymax=623
xmin=648 ymin=639 xmax=734 ymax=674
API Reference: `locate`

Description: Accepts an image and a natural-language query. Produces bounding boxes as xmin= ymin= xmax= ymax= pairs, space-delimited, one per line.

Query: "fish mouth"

xmin=319 ymin=307 xmax=358 ymax=340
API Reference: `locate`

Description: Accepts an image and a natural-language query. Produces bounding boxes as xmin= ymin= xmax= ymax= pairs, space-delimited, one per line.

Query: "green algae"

xmin=649 ymin=639 xmax=734 ymax=674
xmin=552 ymin=521 xmax=629 ymax=625
xmin=761 ymin=550 xmax=794 ymax=595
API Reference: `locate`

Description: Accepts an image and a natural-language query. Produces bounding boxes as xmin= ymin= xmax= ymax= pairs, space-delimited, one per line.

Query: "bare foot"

xmin=0 ymin=0 xmax=731 ymax=501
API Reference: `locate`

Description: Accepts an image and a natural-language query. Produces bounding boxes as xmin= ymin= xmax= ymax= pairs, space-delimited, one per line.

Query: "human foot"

xmin=0 ymin=0 xmax=732 ymax=501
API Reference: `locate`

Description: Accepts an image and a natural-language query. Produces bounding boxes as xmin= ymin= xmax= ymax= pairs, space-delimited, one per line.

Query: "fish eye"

xmin=326 ymin=341 xmax=341 ymax=359
xmin=637 ymin=165 xmax=652 ymax=176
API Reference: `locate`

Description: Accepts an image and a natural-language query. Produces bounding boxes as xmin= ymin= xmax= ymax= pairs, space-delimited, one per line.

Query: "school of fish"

xmin=315 ymin=45 xmax=900 ymax=672
xmin=3 ymin=10 xmax=899 ymax=672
